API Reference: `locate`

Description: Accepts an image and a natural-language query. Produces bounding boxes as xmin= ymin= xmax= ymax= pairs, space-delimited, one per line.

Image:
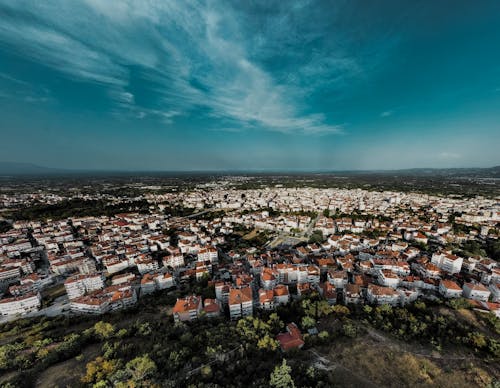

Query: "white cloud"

xmin=380 ymin=110 xmax=393 ymax=117
xmin=438 ymin=152 xmax=461 ymax=159
xmin=0 ymin=0 xmax=349 ymax=134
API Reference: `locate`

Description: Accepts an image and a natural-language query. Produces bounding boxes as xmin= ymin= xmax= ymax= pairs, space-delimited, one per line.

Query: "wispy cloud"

xmin=0 ymin=71 xmax=53 ymax=104
xmin=0 ymin=1 xmax=373 ymax=134
xmin=439 ymin=151 xmax=461 ymax=159
xmin=380 ymin=110 xmax=393 ymax=117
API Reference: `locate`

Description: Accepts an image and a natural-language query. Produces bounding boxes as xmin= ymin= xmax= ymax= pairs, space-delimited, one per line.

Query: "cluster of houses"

xmin=0 ymin=186 xmax=498 ymax=324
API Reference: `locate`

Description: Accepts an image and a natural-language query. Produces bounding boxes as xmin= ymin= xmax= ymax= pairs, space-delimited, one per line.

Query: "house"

xmin=276 ymin=323 xmax=305 ymax=352
xmin=136 ymin=256 xmax=159 ymax=274
xmin=366 ymin=284 xmax=400 ymax=305
xmin=140 ymin=273 xmax=156 ymax=295
xmin=470 ymin=300 xmax=500 ymax=318
xmin=297 ymin=282 xmax=313 ymax=297
xmin=462 ymin=282 xmax=491 ymax=302
xmin=229 ymin=287 xmax=253 ymax=320
xmin=0 ymin=267 xmax=22 ymax=285
xmin=307 ymin=265 xmax=321 ymax=284
xmin=273 ymin=284 xmax=290 ymax=305
xmin=377 ymin=270 xmax=400 ymax=289
xmin=155 ymin=272 xmax=175 ymax=290
xmin=111 ymin=272 xmax=136 ymax=285
xmin=259 ymin=289 xmax=275 ymax=310
xmin=215 ymin=281 xmax=231 ymax=304
xmin=398 ymin=289 xmax=419 ymax=305
xmin=70 ymin=285 xmax=137 ymax=314
xmin=173 ymin=295 xmax=202 ymax=322
xmin=203 ymin=298 xmax=221 ymax=318
xmin=439 ymin=280 xmax=462 ymax=298
xmin=320 ymin=282 xmax=337 ymax=305
xmin=345 ymin=283 xmax=362 ymax=304
xmin=327 ymin=270 xmax=348 ymax=289
xmin=163 ymin=248 xmax=184 ymax=268
xmin=261 ymin=267 xmax=278 ymax=289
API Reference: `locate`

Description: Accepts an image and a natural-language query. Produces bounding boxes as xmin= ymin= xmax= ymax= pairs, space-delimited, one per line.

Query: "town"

xmin=1 ymin=180 xmax=499 ymax=329
xmin=0 ymin=176 xmax=499 ymax=386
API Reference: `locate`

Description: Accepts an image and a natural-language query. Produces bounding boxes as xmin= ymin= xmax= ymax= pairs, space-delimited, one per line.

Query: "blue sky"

xmin=0 ymin=0 xmax=499 ymax=171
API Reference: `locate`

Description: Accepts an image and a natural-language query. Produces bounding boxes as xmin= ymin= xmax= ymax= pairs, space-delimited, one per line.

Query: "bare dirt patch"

xmin=35 ymin=343 xmax=100 ymax=388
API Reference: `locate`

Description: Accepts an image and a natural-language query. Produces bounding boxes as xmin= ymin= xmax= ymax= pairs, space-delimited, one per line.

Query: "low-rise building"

xmin=0 ymin=292 xmax=41 ymax=315
xmin=462 ymin=282 xmax=491 ymax=302
xmin=273 ymin=284 xmax=290 ymax=305
xmin=64 ymin=273 xmax=105 ymax=300
xmin=345 ymin=283 xmax=362 ymax=304
xmin=259 ymin=289 xmax=275 ymax=310
xmin=439 ymin=280 xmax=462 ymax=298
xmin=431 ymin=253 xmax=463 ymax=274
xmin=203 ymin=298 xmax=221 ymax=318
xmin=276 ymin=323 xmax=305 ymax=352
xmin=172 ymin=295 xmax=202 ymax=322
xmin=229 ymin=287 xmax=253 ymax=320
xmin=366 ymin=284 xmax=400 ymax=305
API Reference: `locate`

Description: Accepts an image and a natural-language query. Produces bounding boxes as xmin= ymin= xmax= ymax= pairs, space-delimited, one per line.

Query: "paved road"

xmin=303 ymin=213 xmax=320 ymax=237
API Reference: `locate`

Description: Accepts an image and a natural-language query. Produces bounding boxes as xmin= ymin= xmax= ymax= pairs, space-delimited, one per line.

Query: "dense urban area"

xmin=0 ymin=173 xmax=499 ymax=387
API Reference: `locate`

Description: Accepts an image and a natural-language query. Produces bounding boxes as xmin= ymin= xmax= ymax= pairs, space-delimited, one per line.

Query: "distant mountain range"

xmin=0 ymin=161 xmax=499 ymax=178
xmin=0 ymin=162 xmax=68 ymax=175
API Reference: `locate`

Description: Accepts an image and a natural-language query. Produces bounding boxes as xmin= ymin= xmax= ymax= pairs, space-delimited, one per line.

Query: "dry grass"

xmin=35 ymin=344 xmax=100 ymax=388
xmin=242 ymin=229 xmax=259 ymax=240
xmin=318 ymin=329 xmax=498 ymax=388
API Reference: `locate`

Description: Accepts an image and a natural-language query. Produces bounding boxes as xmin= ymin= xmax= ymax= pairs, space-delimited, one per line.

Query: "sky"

xmin=0 ymin=0 xmax=499 ymax=171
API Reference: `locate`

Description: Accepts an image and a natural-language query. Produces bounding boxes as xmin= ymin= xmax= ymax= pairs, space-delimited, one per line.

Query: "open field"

xmin=314 ymin=327 xmax=499 ymax=387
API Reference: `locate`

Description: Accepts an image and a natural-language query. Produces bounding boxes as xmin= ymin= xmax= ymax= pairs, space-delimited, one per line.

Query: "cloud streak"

xmin=0 ymin=0 xmax=357 ymax=134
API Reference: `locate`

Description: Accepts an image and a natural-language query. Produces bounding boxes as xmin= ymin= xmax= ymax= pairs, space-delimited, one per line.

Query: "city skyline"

xmin=1 ymin=1 xmax=500 ymax=171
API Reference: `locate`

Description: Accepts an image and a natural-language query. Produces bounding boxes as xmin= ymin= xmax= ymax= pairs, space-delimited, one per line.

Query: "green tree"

xmin=301 ymin=316 xmax=316 ymax=329
xmin=200 ymin=365 xmax=213 ymax=379
xmin=268 ymin=313 xmax=284 ymax=334
xmin=270 ymin=359 xmax=295 ymax=388
xmin=125 ymin=354 xmax=157 ymax=381
xmin=332 ymin=305 xmax=350 ymax=316
xmin=257 ymin=335 xmax=279 ymax=351
xmin=449 ymin=298 xmax=472 ymax=310
xmin=82 ymin=356 xmax=120 ymax=384
xmin=309 ymin=230 xmax=324 ymax=244
xmin=94 ymin=321 xmax=115 ymax=339
xmin=342 ymin=322 xmax=357 ymax=338
xmin=318 ymin=331 xmax=329 ymax=340
xmin=468 ymin=332 xmax=487 ymax=349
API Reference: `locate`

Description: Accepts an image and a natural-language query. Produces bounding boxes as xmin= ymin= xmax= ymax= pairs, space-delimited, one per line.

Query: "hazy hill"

xmin=0 ymin=162 xmax=66 ymax=175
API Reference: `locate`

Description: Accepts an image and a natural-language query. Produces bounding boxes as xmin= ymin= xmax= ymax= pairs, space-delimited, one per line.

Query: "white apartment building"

xmin=439 ymin=280 xmax=463 ymax=298
xmin=197 ymin=247 xmax=218 ymax=263
xmin=64 ymin=273 xmax=105 ymax=300
xmin=366 ymin=284 xmax=400 ymax=306
xmin=229 ymin=287 xmax=253 ymax=320
xmin=431 ymin=253 xmax=463 ymax=274
xmin=0 ymin=292 xmax=41 ymax=315
xmin=462 ymin=282 xmax=491 ymax=302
